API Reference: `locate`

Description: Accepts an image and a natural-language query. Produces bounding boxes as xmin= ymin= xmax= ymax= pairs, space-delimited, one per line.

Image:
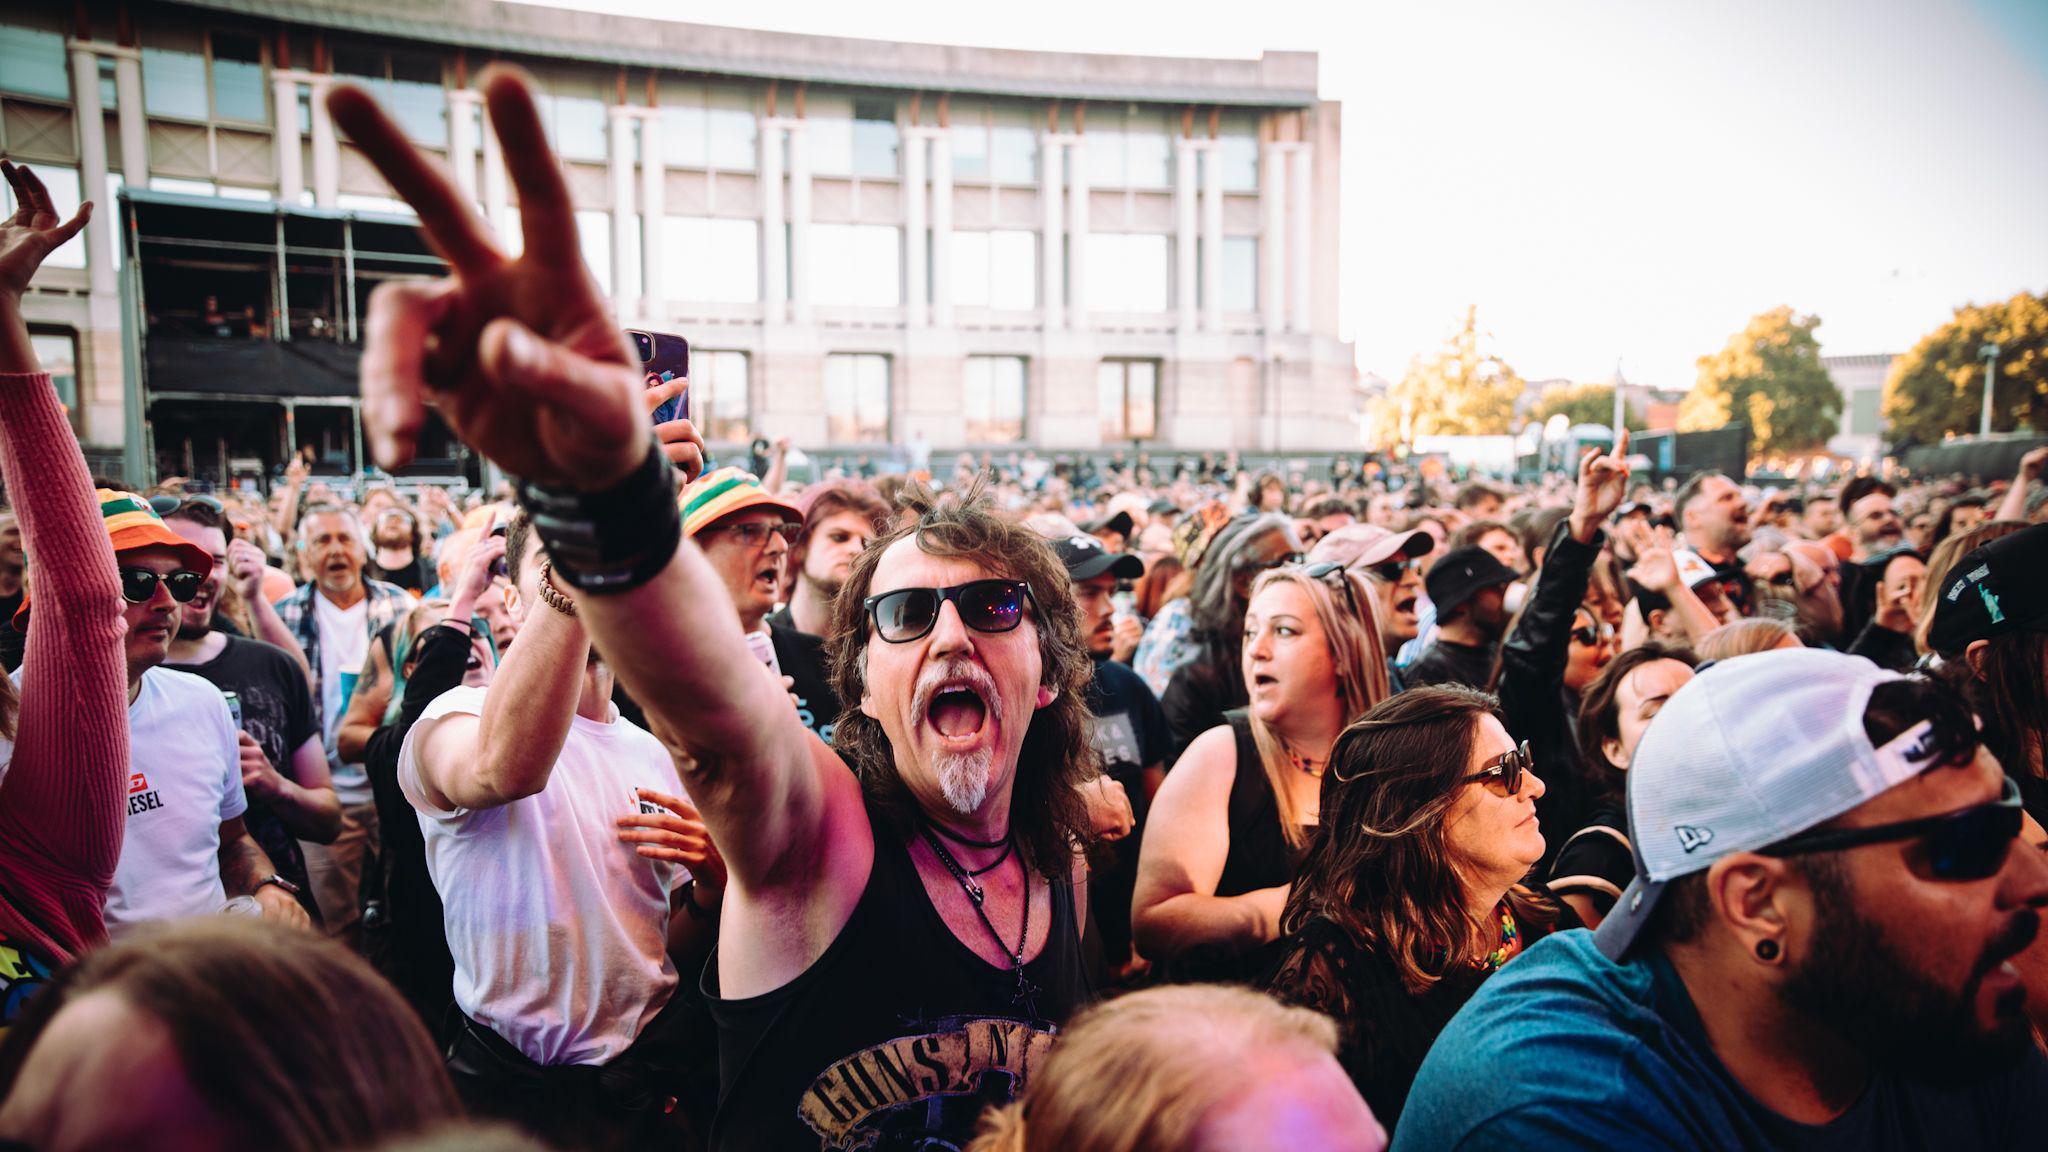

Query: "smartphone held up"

xmin=630 ymin=329 xmax=691 ymax=425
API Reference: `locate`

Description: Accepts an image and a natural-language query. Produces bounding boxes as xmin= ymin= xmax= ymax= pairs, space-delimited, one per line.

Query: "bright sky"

xmin=514 ymin=0 xmax=2048 ymax=390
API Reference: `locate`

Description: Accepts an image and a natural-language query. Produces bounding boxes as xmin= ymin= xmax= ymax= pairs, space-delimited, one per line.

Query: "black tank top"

xmin=704 ymin=805 xmax=1094 ymax=1151
xmin=1163 ymin=710 xmax=1308 ymax=985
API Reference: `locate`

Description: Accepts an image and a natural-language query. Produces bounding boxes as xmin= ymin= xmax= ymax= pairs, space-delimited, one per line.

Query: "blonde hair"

xmin=1243 ymin=567 xmax=1391 ymax=847
xmin=1696 ymin=617 xmax=1799 ymax=663
xmin=1917 ymin=520 xmax=2029 ymax=656
xmin=966 ymin=985 xmax=1340 ymax=1152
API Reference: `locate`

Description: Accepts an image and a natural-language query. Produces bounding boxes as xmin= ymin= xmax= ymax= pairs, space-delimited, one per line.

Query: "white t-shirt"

xmin=112 ymin=667 xmax=248 ymax=938
xmin=313 ymin=592 xmax=369 ymax=800
xmin=398 ymin=685 xmax=688 ymax=1066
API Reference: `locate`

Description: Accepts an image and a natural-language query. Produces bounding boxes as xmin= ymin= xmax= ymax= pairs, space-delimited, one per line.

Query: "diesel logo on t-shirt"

xmin=127 ymin=770 xmax=163 ymax=816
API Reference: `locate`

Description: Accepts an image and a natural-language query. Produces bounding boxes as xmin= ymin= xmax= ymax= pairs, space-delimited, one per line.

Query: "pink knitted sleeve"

xmin=0 ymin=371 xmax=128 ymax=960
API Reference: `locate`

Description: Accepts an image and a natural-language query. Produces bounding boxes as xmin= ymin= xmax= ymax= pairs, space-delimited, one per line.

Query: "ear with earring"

xmin=1754 ymin=938 xmax=1780 ymax=962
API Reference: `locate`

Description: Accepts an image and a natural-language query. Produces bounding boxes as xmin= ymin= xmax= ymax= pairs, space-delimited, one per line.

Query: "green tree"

xmin=1681 ymin=306 xmax=1840 ymax=456
xmin=1882 ymin=291 xmax=2048 ymax=444
xmin=1533 ymin=382 xmax=1643 ymax=430
xmin=1367 ymin=306 xmax=1525 ymax=446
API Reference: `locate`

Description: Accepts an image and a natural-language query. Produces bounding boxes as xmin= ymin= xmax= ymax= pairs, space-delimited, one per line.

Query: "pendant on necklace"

xmin=966 ymin=879 xmax=984 ymax=905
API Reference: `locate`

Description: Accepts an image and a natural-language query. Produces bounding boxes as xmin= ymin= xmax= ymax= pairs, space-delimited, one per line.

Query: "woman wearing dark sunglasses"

xmin=0 ymin=161 xmax=132 ymax=1021
xmin=1135 ymin=565 xmax=1389 ymax=984
xmin=1263 ymin=686 xmax=1568 ymax=1132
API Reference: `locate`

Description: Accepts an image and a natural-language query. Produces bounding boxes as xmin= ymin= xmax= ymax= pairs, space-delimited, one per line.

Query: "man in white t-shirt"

xmin=8 ymin=492 xmax=311 ymax=938
xmin=398 ymin=511 xmax=723 ymax=1146
xmin=271 ymin=503 xmax=410 ymax=943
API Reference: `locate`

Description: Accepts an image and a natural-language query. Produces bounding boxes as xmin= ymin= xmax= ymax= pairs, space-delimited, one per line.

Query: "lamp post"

xmin=1979 ymin=342 xmax=2002 ymax=437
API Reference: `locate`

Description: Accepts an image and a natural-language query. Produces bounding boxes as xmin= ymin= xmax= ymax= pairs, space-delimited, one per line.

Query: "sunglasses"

xmin=1235 ymin=553 xmax=1305 ymax=578
xmin=1369 ymin=556 xmax=1422 ymax=584
xmin=1302 ymin=561 xmax=1366 ymax=622
xmin=149 ymin=493 xmax=225 ymax=518
xmin=1761 ymin=775 xmax=2023 ymax=881
xmin=1570 ymin=620 xmax=1616 ymax=647
xmin=864 ymin=579 xmax=1039 ymax=644
xmin=120 ymin=566 xmax=205 ymax=604
xmin=1464 ymin=740 xmax=1533 ymax=796
xmin=699 ymin=520 xmax=798 ymax=549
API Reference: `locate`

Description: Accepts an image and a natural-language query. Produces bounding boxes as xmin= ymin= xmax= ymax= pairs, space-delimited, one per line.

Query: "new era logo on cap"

xmin=1674 ymin=825 xmax=1714 ymax=853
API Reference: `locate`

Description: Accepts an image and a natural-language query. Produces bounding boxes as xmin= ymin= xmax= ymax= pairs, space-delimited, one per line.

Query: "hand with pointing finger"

xmin=327 ymin=69 xmax=654 ymax=491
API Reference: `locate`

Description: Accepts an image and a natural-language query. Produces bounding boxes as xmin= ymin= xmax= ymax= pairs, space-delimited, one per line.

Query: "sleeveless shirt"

xmin=704 ymin=805 xmax=1094 ymax=1151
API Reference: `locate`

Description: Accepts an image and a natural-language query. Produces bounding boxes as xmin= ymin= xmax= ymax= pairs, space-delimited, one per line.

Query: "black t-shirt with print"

xmin=171 ymin=635 xmax=323 ymax=921
xmin=1083 ymin=657 xmax=1170 ymax=977
xmin=768 ymin=608 xmax=844 ymax=745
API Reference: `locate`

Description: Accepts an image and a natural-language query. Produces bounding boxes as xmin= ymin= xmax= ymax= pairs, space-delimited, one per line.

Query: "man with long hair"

xmin=329 ymin=69 xmax=1101 ymax=1150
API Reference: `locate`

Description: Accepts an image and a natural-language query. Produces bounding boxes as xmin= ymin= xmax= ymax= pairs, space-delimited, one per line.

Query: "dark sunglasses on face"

xmin=120 ymin=566 xmax=205 ymax=604
xmin=1370 ymin=557 xmax=1421 ymax=584
xmin=1570 ymin=620 xmax=1616 ymax=646
xmin=699 ymin=521 xmax=798 ymax=548
xmin=1464 ymin=740 xmax=1533 ymax=796
xmin=149 ymin=493 xmax=224 ymax=518
xmin=1761 ymin=775 xmax=2023 ymax=881
xmin=864 ymin=579 xmax=1038 ymax=644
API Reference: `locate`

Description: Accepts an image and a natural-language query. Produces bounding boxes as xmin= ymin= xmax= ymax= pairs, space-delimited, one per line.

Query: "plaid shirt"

xmin=272 ymin=577 xmax=413 ymax=737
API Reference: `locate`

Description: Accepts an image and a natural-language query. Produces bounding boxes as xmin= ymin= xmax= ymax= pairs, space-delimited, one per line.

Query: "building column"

xmin=1260 ymin=141 xmax=1285 ymax=335
xmin=761 ymin=120 xmax=787 ymax=321
xmin=446 ymin=88 xmax=480 ymax=201
xmin=113 ymin=51 xmax=146 ymax=185
xmin=1289 ymin=145 xmax=1312 ymax=334
xmin=930 ymin=132 xmax=954 ymax=326
xmin=1201 ymin=139 xmax=1223 ymax=331
xmin=1174 ymin=137 xmax=1198 ymax=331
xmin=607 ymin=106 xmax=636 ymax=307
xmin=1039 ymin=132 xmax=1065 ymax=329
xmin=272 ymin=72 xmax=305 ymax=203
xmin=480 ymin=97 xmax=510 ymax=239
xmin=639 ymin=108 xmax=665 ymax=316
xmin=308 ymin=76 xmax=339 ymax=207
xmin=788 ymin=123 xmax=812 ymax=324
xmin=903 ymin=129 xmax=928 ymax=326
xmin=1066 ymin=139 xmax=1089 ymax=328
xmin=67 ymin=46 xmax=116 ymax=296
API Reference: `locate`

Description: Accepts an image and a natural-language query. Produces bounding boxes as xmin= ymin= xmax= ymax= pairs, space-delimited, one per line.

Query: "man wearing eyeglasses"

xmin=680 ymin=467 xmax=803 ymax=644
xmin=7 ymin=492 xmax=310 ymax=936
xmin=1396 ymin=649 xmax=2048 ymax=1151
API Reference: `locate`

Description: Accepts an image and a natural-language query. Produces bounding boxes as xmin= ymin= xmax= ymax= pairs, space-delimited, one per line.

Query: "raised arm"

xmin=328 ymin=70 xmax=848 ymax=889
xmin=0 ymin=161 xmax=127 ymax=957
xmin=1995 ymin=447 xmax=2045 ymax=525
xmin=226 ymin=536 xmax=312 ymax=682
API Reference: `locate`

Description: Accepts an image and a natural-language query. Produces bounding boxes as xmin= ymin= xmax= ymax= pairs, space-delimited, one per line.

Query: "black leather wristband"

xmin=515 ymin=439 xmax=680 ymax=595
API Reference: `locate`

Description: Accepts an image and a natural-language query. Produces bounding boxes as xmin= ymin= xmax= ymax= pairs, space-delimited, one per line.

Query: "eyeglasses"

xmin=698 ymin=520 xmax=797 ymax=549
xmin=120 ymin=566 xmax=206 ymax=604
xmin=1761 ymin=775 xmax=2023 ymax=881
xmin=1464 ymin=740 xmax=1533 ymax=796
xmin=1302 ymin=561 xmax=1366 ymax=623
xmin=1369 ymin=556 xmax=1421 ymax=584
xmin=149 ymin=493 xmax=225 ymax=519
xmin=1570 ymin=620 xmax=1617 ymax=647
xmin=864 ymin=579 xmax=1039 ymax=644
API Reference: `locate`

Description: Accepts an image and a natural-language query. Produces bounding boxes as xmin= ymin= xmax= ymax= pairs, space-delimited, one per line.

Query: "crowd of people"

xmin=3 ymin=71 xmax=2048 ymax=1152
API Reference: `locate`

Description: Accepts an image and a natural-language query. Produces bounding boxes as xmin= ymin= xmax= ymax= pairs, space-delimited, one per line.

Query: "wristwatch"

xmin=254 ymin=874 xmax=302 ymax=898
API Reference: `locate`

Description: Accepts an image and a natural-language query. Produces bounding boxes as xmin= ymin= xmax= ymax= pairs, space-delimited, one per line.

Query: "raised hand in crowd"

xmin=641 ymin=374 xmax=706 ymax=493
xmin=1995 ymin=445 xmax=2048 ymax=523
xmin=1569 ymin=428 xmax=1630 ymax=542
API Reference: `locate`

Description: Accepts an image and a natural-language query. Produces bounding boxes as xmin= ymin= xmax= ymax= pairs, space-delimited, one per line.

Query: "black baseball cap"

xmin=1928 ymin=524 xmax=2048 ymax=656
xmin=1424 ymin=546 xmax=1519 ymax=618
xmin=1052 ymin=533 xmax=1146 ymax=582
xmin=1086 ymin=510 xmax=1137 ymax=541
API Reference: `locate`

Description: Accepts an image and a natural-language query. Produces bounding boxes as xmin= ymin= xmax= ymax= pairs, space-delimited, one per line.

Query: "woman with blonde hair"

xmin=1694 ymin=616 xmax=1801 ymax=662
xmin=1133 ymin=564 xmax=1389 ymax=982
xmin=966 ymin=983 xmax=1386 ymax=1152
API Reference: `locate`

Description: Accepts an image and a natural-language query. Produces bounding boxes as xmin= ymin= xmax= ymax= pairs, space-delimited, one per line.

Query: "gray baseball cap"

xmin=1595 ymin=648 xmax=1940 ymax=961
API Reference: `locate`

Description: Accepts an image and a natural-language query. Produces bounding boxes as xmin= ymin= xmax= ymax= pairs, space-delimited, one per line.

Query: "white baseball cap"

xmin=1595 ymin=648 xmax=1941 ymax=960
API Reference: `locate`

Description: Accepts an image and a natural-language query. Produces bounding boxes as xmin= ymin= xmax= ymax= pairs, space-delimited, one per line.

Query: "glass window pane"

xmin=661 ymin=104 xmax=708 ymax=169
xmin=698 ymin=350 xmax=751 ymax=442
xmin=1127 ymin=361 xmax=1157 ymax=439
xmin=1098 ymin=362 xmax=1127 ymax=441
xmin=1222 ymin=236 xmax=1258 ymax=312
xmin=990 ymin=105 xmax=1037 ymax=185
xmin=545 ymin=95 xmax=609 ymax=162
xmin=707 ymin=106 xmax=757 ymax=170
xmin=950 ymin=232 xmax=989 ymax=307
xmin=1086 ymin=129 xmax=1125 ymax=188
xmin=6 ymin=165 xmax=84 ymax=267
xmin=824 ymin=353 xmax=889 ymax=444
xmin=389 ymin=78 xmax=446 ymax=145
xmin=660 ymin=217 xmax=759 ymax=303
xmin=964 ymin=356 xmax=1025 ymax=444
xmin=1086 ymin=234 xmax=1169 ymax=312
xmin=851 ymin=98 xmax=899 ymax=178
xmin=150 ymin=176 xmax=217 ymax=196
xmin=812 ymin=224 xmax=899 ymax=307
xmin=0 ymin=23 xmax=68 ymax=100
xmin=858 ymin=355 xmax=890 ymax=440
xmin=576 ymin=210 xmax=610 ymax=293
xmin=989 ymin=230 xmax=1037 ymax=310
xmin=616 ymin=213 xmax=641 ymax=304
xmin=98 ymin=57 xmax=119 ymax=109
xmin=950 ymin=119 xmax=988 ymax=182
xmin=29 ymin=333 xmax=77 ymax=412
xmin=1220 ymin=133 xmax=1260 ymax=192
xmin=806 ymin=94 xmax=854 ymax=177
xmin=210 ymin=32 xmax=266 ymax=122
xmin=143 ymin=46 xmax=210 ymax=119
xmin=1125 ymin=124 xmax=1171 ymax=189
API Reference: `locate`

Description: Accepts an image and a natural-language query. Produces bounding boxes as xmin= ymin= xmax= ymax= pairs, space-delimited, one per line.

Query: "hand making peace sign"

xmin=327 ymin=68 xmax=704 ymax=490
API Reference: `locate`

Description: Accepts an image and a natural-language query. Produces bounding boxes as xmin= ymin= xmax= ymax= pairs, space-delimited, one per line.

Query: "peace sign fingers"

xmin=479 ymin=67 xmax=583 ymax=269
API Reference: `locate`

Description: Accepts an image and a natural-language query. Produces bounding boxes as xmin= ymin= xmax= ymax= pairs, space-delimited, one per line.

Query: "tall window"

xmin=142 ymin=31 xmax=210 ymax=120
xmin=951 ymin=231 xmax=1037 ymax=310
xmin=949 ymin=101 xmax=990 ymax=182
xmin=1221 ymin=236 xmax=1258 ymax=312
xmin=851 ymin=98 xmax=900 ymax=178
xmin=575 ymin=210 xmax=610 ymax=297
xmin=1085 ymin=234 xmax=1170 ymax=312
xmin=29 ymin=331 xmax=78 ymax=417
xmin=1085 ymin=106 xmax=1171 ymax=189
xmin=0 ymin=22 xmax=68 ymax=100
xmin=536 ymin=92 xmax=607 ymax=162
xmin=209 ymin=32 xmax=266 ymax=123
xmin=333 ymin=46 xmax=444 ymax=144
xmin=811 ymin=225 xmax=901 ymax=307
xmin=659 ymin=84 xmax=757 ymax=171
xmin=964 ymin=357 xmax=1027 ymax=444
xmin=3 ymin=164 xmax=83 ymax=268
xmin=1218 ymin=112 xmax=1261 ymax=191
xmin=950 ymin=102 xmax=1037 ymax=185
xmin=1098 ymin=359 xmax=1159 ymax=442
xmin=660 ymin=217 xmax=760 ymax=303
xmin=824 ymin=354 xmax=891 ymax=443
xmin=693 ymin=350 xmax=751 ymax=443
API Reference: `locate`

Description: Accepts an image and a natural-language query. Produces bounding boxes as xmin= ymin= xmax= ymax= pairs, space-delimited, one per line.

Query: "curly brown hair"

xmin=826 ymin=477 xmax=1097 ymax=880
xmin=1282 ymin=685 xmax=1560 ymax=995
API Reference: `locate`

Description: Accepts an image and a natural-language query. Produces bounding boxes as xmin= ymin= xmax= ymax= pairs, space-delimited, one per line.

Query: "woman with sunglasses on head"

xmin=0 ymin=163 xmax=130 ymax=1015
xmin=1263 ymin=686 xmax=1570 ymax=1132
xmin=1158 ymin=513 xmax=1303 ymax=764
xmin=1134 ymin=565 xmax=1389 ymax=983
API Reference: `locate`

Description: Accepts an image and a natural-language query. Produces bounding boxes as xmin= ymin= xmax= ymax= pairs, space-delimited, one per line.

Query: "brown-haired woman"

xmin=0 ymin=917 xmax=460 ymax=1151
xmin=1263 ymin=685 xmax=1570 ymax=1131
xmin=1134 ymin=566 xmax=1389 ymax=983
